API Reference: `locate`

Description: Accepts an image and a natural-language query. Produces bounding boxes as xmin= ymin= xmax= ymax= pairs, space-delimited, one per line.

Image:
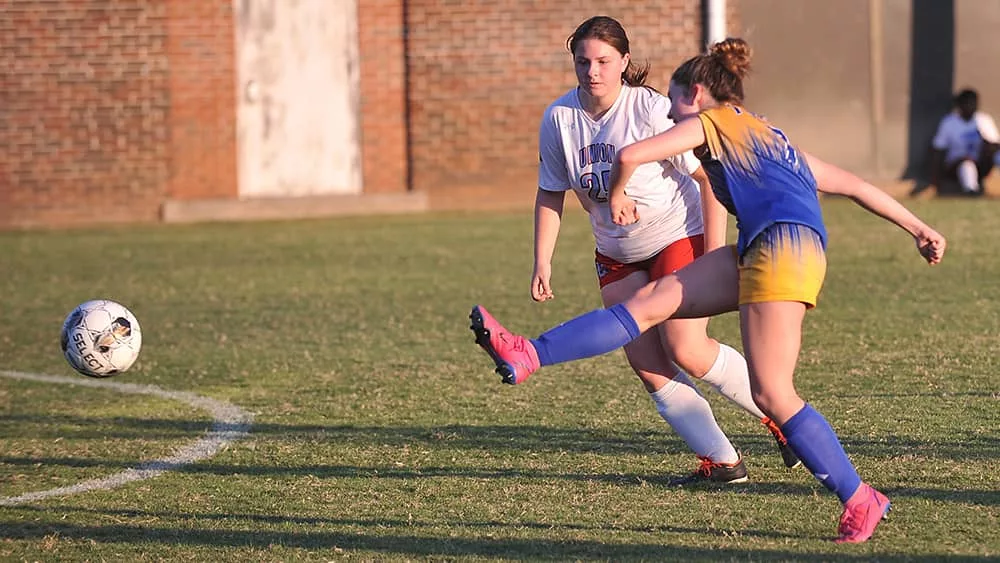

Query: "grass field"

xmin=1 ymin=198 xmax=998 ymax=561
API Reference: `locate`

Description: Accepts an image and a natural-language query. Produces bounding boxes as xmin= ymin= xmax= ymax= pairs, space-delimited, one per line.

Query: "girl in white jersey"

xmin=526 ymin=16 xmax=797 ymax=482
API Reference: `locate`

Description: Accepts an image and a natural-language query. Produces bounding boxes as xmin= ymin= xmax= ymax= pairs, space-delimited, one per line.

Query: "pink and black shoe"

xmin=469 ymin=305 xmax=539 ymax=385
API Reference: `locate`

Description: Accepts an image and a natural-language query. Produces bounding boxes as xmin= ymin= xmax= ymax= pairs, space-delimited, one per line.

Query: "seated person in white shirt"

xmin=929 ymin=88 xmax=1000 ymax=195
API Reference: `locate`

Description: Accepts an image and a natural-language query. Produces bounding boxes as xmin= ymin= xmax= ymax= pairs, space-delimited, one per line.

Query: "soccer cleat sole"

xmin=469 ymin=306 xmax=517 ymax=384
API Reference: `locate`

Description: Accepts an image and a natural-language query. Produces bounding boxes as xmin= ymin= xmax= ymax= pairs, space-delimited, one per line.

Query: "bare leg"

xmin=473 ymin=247 xmax=738 ymax=380
xmin=624 ymin=246 xmax=740 ymax=331
xmin=739 ymin=300 xmax=872 ymax=518
xmin=661 ymin=317 xmax=717 ymax=378
xmin=600 ymin=271 xmax=679 ymax=393
xmin=739 ymin=301 xmax=806 ymax=424
xmin=602 ymin=271 xmax=740 ymax=463
xmin=660 ymin=272 xmax=798 ymax=468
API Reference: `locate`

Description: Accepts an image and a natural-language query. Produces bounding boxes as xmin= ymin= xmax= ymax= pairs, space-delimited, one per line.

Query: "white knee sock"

xmin=650 ymin=372 xmax=740 ymax=463
xmin=958 ymin=160 xmax=980 ymax=192
xmin=699 ymin=343 xmax=767 ymax=420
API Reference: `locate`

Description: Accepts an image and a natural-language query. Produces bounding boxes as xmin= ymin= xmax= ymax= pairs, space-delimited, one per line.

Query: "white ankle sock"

xmin=958 ymin=160 xmax=980 ymax=192
xmin=699 ymin=344 xmax=766 ymax=420
xmin=650 ymin=373 xmax=740 ymax=463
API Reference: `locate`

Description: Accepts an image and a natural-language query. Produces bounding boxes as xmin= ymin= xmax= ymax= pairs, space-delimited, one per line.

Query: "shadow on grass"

xmin=2 ymin=416 xmax=997 ymax=463
xmin=833 ymin=391 xmax=999 ymax=399
xmin=3 ymin=415 xmax=997 ymax=511
xmin=2 ymin=455 xmax=997 ymax=508
xmin=0 ymin=413 xmax=213 ymax=440
xmin=0 ymin=511 xmax=989 ymax=561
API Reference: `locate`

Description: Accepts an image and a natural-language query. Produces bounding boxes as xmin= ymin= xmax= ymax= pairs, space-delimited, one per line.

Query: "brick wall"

xmin=0 ymin=1 xmax=170 ymax=228
xmin=357 ymin=0 xmax=408 ymax=194
xmin=163 ymin=0 xmax=236 ymax=201
xmin=1 ymin=1 xmax=709 ymax=228
xmin=402 ymin=1 xmax=704 ymax=206
xmin=0 ymin=0 xmax=234 ymax=229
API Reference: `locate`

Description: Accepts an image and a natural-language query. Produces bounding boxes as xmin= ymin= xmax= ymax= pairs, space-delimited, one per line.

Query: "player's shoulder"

xmin=626 ymin=83 xmax=665 ymax=99
xmin=542 ymin=88 xmax=581 ymax=120
xmin=620 ymin=85 xmax=672 ymax=131
xmin=624 ymin=84 xmax=668 ymax=110
xmin=698 ymin=104 xmax=744 ymax=127
xmin=701 ymin=104 xmax=743 ymax=118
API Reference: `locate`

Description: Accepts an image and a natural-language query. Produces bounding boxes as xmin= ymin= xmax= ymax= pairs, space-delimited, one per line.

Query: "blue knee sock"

xmin=531 ymin=303 xmax=641 ymax=366
xmin=782 ymin=404 xmax=862 ymax=503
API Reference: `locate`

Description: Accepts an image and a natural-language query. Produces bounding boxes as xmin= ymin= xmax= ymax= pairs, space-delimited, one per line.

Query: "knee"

xmin=750 ymin=383 xmax=800 ymax=415
xmin=630 ymin=366 xmax=673 ymax=393
xmin=624 ymin=337 xmax=667 ymax=375
xmin=660 ymin=319 xmax=718 ymax=376
xmin=624 ymin=352 xmax=655 ymax=376
xmin=667 ymin=337 xmax=712 ymax=375
xmin=750 ymin=386 xmax=773 ymax=412
xmin=628 ymin=276 xmax=682 ymax=330
xmin=623 ymin=344 xmax=677 ymax=393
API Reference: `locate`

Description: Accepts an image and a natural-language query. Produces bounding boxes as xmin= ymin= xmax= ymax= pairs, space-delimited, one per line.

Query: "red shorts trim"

xmin=595 ymin=234 xmax=705 ymax=288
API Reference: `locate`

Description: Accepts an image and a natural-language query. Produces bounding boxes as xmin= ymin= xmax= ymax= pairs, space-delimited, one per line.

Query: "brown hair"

xmin=566 ymin=16 xmax=650 ymax=87
xmin=671 ymin=38 xmax=752 ymax=105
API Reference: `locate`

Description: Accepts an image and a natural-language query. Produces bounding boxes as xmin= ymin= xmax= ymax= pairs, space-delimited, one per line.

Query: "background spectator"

xmin=929 ymin=88 xmax=1000 ymax=196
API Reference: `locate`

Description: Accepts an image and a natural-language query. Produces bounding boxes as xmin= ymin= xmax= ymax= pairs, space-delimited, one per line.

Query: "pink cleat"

xmin=834 ymin=483 xmax=891 ymax=543
xmin=469 ymin=305 xmax=540 ymax=385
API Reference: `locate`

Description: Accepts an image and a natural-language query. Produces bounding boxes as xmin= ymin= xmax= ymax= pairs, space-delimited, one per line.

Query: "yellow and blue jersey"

xmin=696 ymin=105 xmax=827 ymax=255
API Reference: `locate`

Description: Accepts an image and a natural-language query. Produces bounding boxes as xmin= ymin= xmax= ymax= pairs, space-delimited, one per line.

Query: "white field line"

xmin=0 ymin=371 xmax=253 ymax=506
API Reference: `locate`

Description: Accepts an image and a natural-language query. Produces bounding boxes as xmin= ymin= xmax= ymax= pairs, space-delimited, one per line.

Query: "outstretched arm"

xmin=609 ymin=117 xmax=707 ymax=225
xmin=805 ymin=152 xmax=946 ymax=264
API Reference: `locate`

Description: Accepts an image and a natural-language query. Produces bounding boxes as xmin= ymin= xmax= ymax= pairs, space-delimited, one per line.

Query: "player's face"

xmin=573 ymin=39 xmax=628 ymax=100
xmin=667 ymin=80 xmax=699 ymax=121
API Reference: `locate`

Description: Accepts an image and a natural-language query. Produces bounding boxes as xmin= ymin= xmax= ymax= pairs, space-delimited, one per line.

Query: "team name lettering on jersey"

xmin=578 ymin=143 xmax=616 ymax=168
xmin=537 ymin=85 xmax=704 ymax=263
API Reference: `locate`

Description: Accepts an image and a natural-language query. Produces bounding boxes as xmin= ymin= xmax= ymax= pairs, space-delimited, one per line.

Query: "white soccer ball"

xmin=60 ymin=300 xmax=142 ymax=378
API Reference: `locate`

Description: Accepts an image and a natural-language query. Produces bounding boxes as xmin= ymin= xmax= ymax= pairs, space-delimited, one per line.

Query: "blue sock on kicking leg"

xmin=781 ymin=403 xmax=862 ymax=504
xmin=531 ymin=303 xmax=641 ymax=366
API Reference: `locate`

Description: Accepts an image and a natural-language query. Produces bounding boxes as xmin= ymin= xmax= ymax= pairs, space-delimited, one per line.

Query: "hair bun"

xmin=709 ymin=38 xmax=752 ymax=79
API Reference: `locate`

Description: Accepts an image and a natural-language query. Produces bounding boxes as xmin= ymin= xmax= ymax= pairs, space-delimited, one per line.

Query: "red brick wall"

xmin=0 ymin=0 xmax=235 ymax=229
xmin=0 ymin=1 xmax=171 ymax=228
xmin=1 ymin=1 xmax=709 ymax=228
xmin=402 ymin=1 xmax=704 ymax=206
xmin=357 ymin=0 xmax=408 ymax=194
xmin=163 ymin=0 xmax=237 ymax=201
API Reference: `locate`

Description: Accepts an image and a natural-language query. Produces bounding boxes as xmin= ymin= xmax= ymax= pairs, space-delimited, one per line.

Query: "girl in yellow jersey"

xmin=470 ymin=38 xmax=945 ymax=544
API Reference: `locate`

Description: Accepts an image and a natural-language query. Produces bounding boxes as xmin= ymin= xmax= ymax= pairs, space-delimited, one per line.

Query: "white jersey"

xmin=932 ymin=111 xmax=1000 ymax=165
xmin=538 ymin=84 xmax=703 ymax=264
